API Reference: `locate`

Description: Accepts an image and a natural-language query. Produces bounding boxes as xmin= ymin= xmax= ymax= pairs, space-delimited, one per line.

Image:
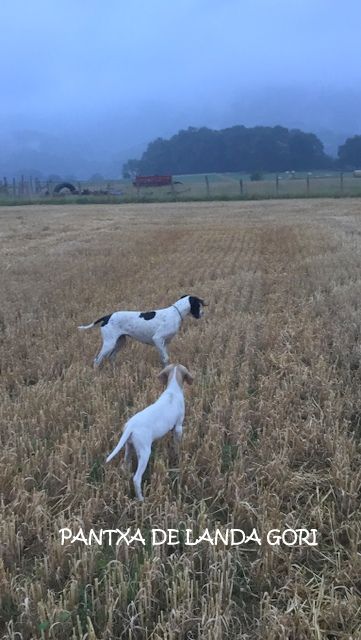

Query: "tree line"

xmin=123 ymin=126 xmax=361 ymax=177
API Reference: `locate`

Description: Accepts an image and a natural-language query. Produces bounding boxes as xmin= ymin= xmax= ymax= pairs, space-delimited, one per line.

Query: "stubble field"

xmin=1 ymin=199 xmax=361 ymax=639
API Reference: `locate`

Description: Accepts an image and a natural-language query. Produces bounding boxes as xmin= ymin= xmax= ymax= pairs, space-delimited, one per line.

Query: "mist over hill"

xmin=1 ymin=87 xmax=360 ymax=180
xmin=1 ymin=1 xmax=360 ymax=180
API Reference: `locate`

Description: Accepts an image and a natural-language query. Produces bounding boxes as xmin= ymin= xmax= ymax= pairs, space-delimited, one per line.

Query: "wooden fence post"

xmin=205 ymin=175 xmax=210 ymax=197
xmin=276 ymin=175 xmax=279 ymax=194
xmin=171 ymin=178 xmax=176 ymax=199
xmin=306 ymin=174 xmax=310 ymax=195
xmin=239 ymin=179 xmax=243 ymax=195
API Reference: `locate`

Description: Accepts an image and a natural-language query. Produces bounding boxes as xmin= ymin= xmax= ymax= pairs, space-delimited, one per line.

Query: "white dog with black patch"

xmin=78 ymin=295 xmax=206 ymax=367
xmin=105 ymin=363 xmax=193 ymax=501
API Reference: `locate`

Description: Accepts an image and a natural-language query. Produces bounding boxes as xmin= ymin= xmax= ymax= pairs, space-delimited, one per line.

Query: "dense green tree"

xmin=338 ymin=135 xmax=361 ymax=169
xmin=123 ymin=125 xmax=333 ymax=176
xmin=288 ymin=130 xmax=327 ymax=170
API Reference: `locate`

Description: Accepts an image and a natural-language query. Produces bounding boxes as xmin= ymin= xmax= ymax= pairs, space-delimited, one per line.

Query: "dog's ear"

xmin=158 ymin=364 xmax=174 ymax=384
xmin=189 ymin=296 xmax=206 ymax=318
xmin=189 ymin=296 xmax=200 ymax=318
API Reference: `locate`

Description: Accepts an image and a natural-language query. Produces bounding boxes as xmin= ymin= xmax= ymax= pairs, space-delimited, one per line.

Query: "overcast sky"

xmin=1 ymin=0 xmax=360 ymax=177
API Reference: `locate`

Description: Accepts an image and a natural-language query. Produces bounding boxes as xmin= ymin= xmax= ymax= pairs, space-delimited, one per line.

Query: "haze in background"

xmin=1 ymin=0 xmax=360 ymax=178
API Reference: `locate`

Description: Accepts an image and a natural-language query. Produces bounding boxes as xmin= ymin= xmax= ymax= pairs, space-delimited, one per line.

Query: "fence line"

xmin=1 ymin=172 xmax=361 ymax=203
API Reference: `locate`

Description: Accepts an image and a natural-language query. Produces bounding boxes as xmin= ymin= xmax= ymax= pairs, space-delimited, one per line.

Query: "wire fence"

xmin=1 ymin=171 xmax=361 ymax=204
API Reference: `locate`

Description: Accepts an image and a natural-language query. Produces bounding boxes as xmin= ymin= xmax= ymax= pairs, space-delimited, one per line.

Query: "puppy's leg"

xmin=173 ymin=423 xmax=183 ymax=446
xmin=133 ymin=445 xmax=151 ymax=501
xmin=152 ymin=335 xmax=169 ymax=366
xmin=124 ymin=442 xmax=132 ymax=470
xmin=172 ymin=423 xmax=183 ymax=460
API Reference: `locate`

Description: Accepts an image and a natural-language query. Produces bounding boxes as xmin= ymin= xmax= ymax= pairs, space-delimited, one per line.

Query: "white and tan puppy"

xmin=106 ymin=364 xmax=193 ymax=501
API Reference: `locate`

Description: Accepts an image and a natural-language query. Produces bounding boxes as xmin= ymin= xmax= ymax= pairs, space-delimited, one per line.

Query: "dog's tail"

xmin=106 ymin=425 xmax=132 ymax=463
xmin=78 ymin=314 xmax=111 ymax=331
xmin=78 ymin=322 xmax=96 ymax=330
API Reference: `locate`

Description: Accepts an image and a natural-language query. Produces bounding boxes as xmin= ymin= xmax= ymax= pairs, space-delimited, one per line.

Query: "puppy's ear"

xmin=158 ymin=364 xmax=173 ymax=384
xmin=185 ymin=371 xmax=194 ymax=385
xmin=180 ymin=365 xmax=194 ymax=385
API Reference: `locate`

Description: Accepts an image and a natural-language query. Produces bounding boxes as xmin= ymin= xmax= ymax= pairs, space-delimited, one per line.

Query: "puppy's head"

xmin=158 ymin=364 xmax=175 ymax=385
xmin=158 ymin=363 xmax=194 ymax=386
xmin=180 ymin=295 xmax=207 ymax=319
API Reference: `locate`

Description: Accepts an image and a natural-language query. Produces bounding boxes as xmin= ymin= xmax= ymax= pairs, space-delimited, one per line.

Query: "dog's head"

xmin=180 ymin=295 xmax=207 ymax=319
xmin=158 ymin=363 xmax=194 ymax=386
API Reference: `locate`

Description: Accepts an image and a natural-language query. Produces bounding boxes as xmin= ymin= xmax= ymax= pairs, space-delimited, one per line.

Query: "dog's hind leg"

xmin=109 ymin=335 xmax=127 ymax=364
xmin=94 ymin=338 xmax=118 ymax=368
xmin=93 ymin=325 xmax=122 ymax=368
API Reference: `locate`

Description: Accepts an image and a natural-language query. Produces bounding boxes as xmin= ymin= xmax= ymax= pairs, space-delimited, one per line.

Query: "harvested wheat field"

xmin=1 ymin=199 xmax=361 ymax=639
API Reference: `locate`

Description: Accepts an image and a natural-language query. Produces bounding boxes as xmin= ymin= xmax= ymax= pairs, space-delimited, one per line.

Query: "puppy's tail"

xmin=106 ymin=425 xmax=132 ymax=463
xmin=78 ymin=314 xmax=112 ymax=331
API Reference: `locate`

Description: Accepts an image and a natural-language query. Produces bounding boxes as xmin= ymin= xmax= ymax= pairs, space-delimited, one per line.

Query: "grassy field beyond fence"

xmin=1 ymin=170 xmax=361 ymax=205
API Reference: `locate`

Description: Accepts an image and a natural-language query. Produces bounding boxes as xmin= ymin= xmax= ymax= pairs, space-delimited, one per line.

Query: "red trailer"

xmin=133 ymin=175 xmax=172 ymax=188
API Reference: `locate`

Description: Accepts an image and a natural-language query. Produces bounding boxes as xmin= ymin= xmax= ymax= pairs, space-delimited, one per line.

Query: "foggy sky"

xmin=1 ymin=0 xmax=360 ymax=178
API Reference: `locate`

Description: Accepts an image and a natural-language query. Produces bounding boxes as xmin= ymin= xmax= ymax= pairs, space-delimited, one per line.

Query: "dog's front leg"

xmin=152 ymin=335 xmax=169 ymax=366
